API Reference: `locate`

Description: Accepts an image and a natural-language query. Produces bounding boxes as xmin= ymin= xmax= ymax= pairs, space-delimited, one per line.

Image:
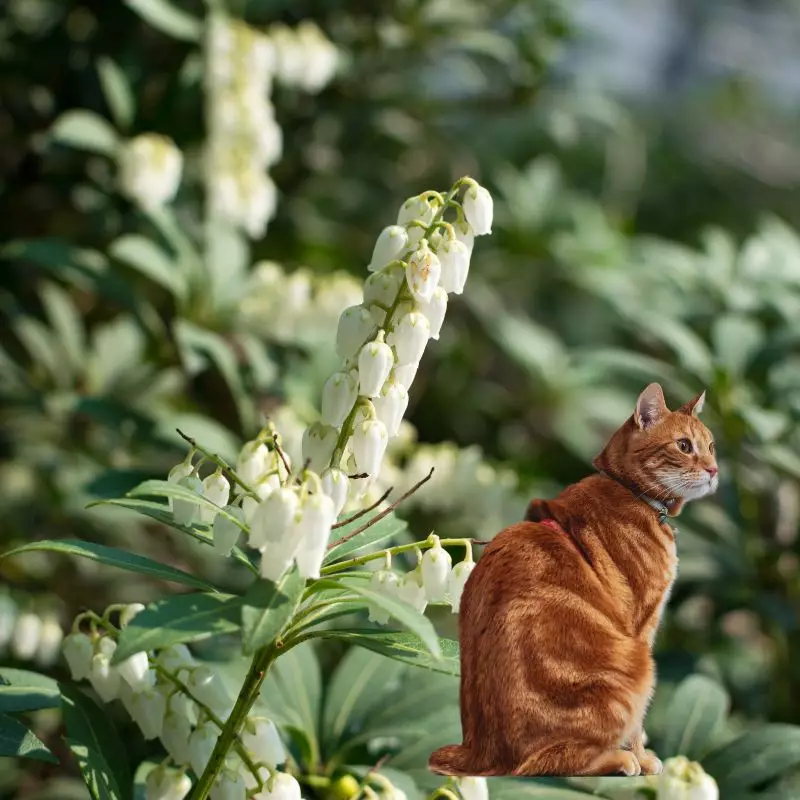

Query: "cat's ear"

xmin=634 ymin=383 xmax=669 ymax=430
xmin=678 ymin=390 xmax=706 ymax=417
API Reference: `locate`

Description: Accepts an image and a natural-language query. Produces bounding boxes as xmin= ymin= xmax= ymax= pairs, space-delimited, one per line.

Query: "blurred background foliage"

xmin=1 ymin=0 xmax=800 ymax=797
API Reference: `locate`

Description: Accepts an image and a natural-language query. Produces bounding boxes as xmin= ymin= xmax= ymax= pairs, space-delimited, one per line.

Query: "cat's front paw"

xmin=637 ymin=750 xmax=663 ymax=775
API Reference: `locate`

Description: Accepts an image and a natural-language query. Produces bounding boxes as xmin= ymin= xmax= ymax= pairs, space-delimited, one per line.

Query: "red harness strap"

xmin=537 ymin=517 xmax=593 ymax=566
xmin=538 ymin=518 xmax=565 ymax=534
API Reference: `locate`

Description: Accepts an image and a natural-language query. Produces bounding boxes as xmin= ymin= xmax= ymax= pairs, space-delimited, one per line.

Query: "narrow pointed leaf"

xmin=49 ymin=110 xmax=120 ymax=156
xmin=325 ymin=512 xmax=407 ymax=564
xmin=241 ymin=570 xmax=306 ymax=654
xmin=0 ymin=713 xmax=57 ymax=763
xmin=97 ymin=57 xmax=135 ymax=130
xmin=0 ymin=668 xmax=60 ymax=713
xmin=124 ymin=0 xmax=203 ymax=41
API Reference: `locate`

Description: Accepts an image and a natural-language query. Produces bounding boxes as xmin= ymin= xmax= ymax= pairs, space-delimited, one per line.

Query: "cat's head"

xmin=592 ymin=383 xmax=718 ymax=511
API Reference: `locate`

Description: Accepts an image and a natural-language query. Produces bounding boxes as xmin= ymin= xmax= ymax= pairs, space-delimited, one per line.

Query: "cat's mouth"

xmin=678 ymin=475 xmax=718 ymax=499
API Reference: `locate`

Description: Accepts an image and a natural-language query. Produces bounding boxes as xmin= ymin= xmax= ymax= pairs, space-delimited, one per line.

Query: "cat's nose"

xmin=705 ymin=466 xmax=718 ymax=478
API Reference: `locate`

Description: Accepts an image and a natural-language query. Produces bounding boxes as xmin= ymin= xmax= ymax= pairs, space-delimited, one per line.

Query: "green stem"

xmin=188 ymin=643 xmax=280 ymax=800
xmin=177 ymin=428 xmax=257 ymax=498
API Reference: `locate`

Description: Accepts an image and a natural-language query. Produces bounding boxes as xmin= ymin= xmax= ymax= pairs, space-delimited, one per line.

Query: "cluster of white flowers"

xmin=62 ymin=604 xmax=298 ymax=800
xmin=654 ymin=756 xmax=718 ymax=800
xmin=204 ymin=16 xmax=338 ymax=238
xmin=238 ymin=263 xmax=362 ymax=348
xmin=0 ymin=594 xmax=63 ymax=668
xmin=118 ymin=133 xmax=183 ymax=212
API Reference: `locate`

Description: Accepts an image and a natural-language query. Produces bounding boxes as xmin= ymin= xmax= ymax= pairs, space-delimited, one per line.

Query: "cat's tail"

xmin=428 ymin=745 xmax=505 ymax=777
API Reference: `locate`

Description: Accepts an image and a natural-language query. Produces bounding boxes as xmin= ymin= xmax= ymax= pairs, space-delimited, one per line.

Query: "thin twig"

xmin=326 ymin=467 xmax=434 ymax=551
xmin=332 ymin=486 xmax=393 ymax=530
xmin=271 ymin=432 xmax=293 ymax=479
xmin=347 ymin=472 xmax=369 ymax=479
xmin=176 ymin=428 xmax=256 ymax=496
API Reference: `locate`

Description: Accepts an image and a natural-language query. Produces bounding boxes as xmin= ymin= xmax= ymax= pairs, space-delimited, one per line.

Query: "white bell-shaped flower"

xmin=397 ymin=195 xmax=441 ymax=226
xmin=118 ymin=133 xmax=183 ymax=212
xmin=357 ymin=331 xmax=394 ymax=397
xmin=301 ymin=422 xmax=339 ymax=473
xmin=117 ymin=650 xmax=152 ymax=692
xmin=448 ymin=560 xmax=475 ymax=613
xmin=373 ymin=383 xmax=408 ymax=438
xmin=392 ymin=362 xmax=419 ymax=392
xmin=462 ymin=184 xmax=493 ymax=235
xmin=213 ymin=505 xmax=245 ymax=556
xmin=242 ymin=474 xmax=279 ymax=523
xmin=294 ymin=493 xmax=336 ymax=579
xmin=438 ymin=237 xmax=471 ymax=294
xmin=351 ymin=419 xmax=389 ymax=477
xmin=417 ymin=286 xmax=447 ymax=340
xmin=157 ymin=643 xmax=195 ymax=673
xmin=336 ymin=304 xmax=375 ymax=360
xmin=405 ymin=239 xmax=441 ymax=303
xmin=167 ymin=689 xmax=198 ymax=727
xmin=119 ymin=603 xmax=145 ymax=629
xmin=211 ymin=768 xmax=246 ymax=800
xmin=35 ymin=616 xmax=63 ymax=667
xmin=320 ymin=468 xmax=349 ymax=517
xmin=11 ymin=612 xmax=41 ymax=660
xmin=132 ymin=685 xmax=166 ymax=740
xmin=397 ymin=570 xmax=427 ymax=614
xmin=167 ymin=457 xmax=194 ymax=510
xmin=367 ymin=570 xmax=400 ymax=625
xmin=242 ymin=717 xmax=286 ymax=766
xmin=89 ymin=645 xmax=121 ymax=703
xmin=63 ymin=632 xmax=94 ymax=680
xmin=368 ymin=225 xmax=409 ymax=272
xmin=259 ymin=535 xmax=299 ymax=583
xmin=363 ymin=263 xmax=405 ymax=307
xmin=390 ymin=311 xmax=430 ymax=366
xmin=200 ymin=471 xmax=231 ymax=523
xmin=160 ymin=711 xmax=192 ymax=766
xmin=145 ymin=765 xmax=192 ymax=800
xmin=249 ymin=488 xmax=299 ymax=550
xmin=657 ymin=757 xmax=718 ymax=800
xmin=252 ymin=772 xmax=302 ymax=800
xmin=454 ymin=218 xmax=475 ymax=255
xmin=237 ymin=440 xmax=269 ymax=486
xmin=173 ymin=475 xmax=203 ymax=527
xmin=0 ymin=595 xmax=16 ymax=651
xmin=321 ymin=372 xmax=358 ymax=429
xmin=457 ymin=777 xmax=489 ymax=800
xmin=243 ymin=766 xmax=270 ymax=793
xmin=188 ymin=722 xmax=217 ymax=779
xmin=420 ymin=537 xmax=453 ymax=602
xmin=189 ymin=665 xmax=233 ymax=716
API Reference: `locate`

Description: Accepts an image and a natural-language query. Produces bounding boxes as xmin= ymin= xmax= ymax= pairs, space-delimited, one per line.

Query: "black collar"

xmin=597 ymin=470 xmax=673 ymax=525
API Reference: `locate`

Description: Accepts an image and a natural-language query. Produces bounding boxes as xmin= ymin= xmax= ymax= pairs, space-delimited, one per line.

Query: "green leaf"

xmin=323 ymin=645 xmax=407 ymax=752
xmin=0 ymin=668 xmax=60 ymax=713
xmin=109 ymin=235 xmax=184 ymax=298
xmin=347 ymin=766 xmax=423 ymax=800
xmin=90 ymin=497 xmax=256 ymax=573
xmin=659 ymin=674 xmax=729 ymax=759
xmin=490 ymin=778 xmax=601 ymax=799
xmin=388 ymin=709 xmax=462 ymax=771
xmin=0 ymin=713 xmax=58 ymax=763
xmin=96 ymin=57 xmax=135 ymax=130
xmin=124 ymin=0 xmax=203 ymax=41
xmin=50 ymin=110 xmax=120 ymax=156
xmin=710 ymin=314 xmax=764 ymax=376
xmin=60 ymin=685 xmax=131 ymax=800
xmin=325 ymin=513 xmax=408 ymax=564
xmin=241 ymin=570 xmax=306 ymax=654
xmin=39 ymin=283 xmax=86 ymax=374
xmin=205 ymin=219 xmax=250 ymax=306
xmin=322 ymin=630 xmax=460 ymax=677
xmin=703 ymin=724 xmax=800 ymax=792
xmin=126 ymin=479 xmax=244 ymax=526
xmin=113 ymin=592 xmax=243 ymax=663
xmin=0 ymin=539 xmax=216 ymax=592
xmin=315 ymin=577 xmax=441 ymax=660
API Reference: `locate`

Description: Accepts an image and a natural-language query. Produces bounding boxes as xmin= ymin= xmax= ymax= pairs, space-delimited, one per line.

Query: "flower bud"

xmin=211 ymin=768 xmax=246 ymax=800
xmin=373 ymin=383 xmax=408 ymax=438
xmin=242 ymin=474 xmax=279 ymax=522
xmin=454 ymin=218 xmax=475 ymax=255
xmin=657 ymin=757 xmax=718 ymax=800
xmin=321 ymin=371 xmax=358 ymax=429
xmin=10 ymin=611 xmax=41 ymax=661
xmin=457 ymin=777 xmax=488 ymax=800
xmin=90 ymin=646 xmax=121 ymax=703
xmin=448 ymin=560 xmax=475 ymax=613
xmin=389 ymin=311 xmax=430 ymax=366
xmin=421 ymin=538 xmax=453 ymax=602
xmin=336 ymin=305 xmax=375 ymax=360
xmin=117 ymin=650 xmax=153 ymax=692
xmin=438 ymin=237 xmax=471 ymax=294
xmin=188 ymin=722 xmax=217 ymax=779
xmin=213 ymin=505 xmax=245 ymax=556
xmin=405 ymin=240 xmax=441 ymax=303
xmin=351 ymin=419 xmax=389 ymax=477
xmin=63 ymin=632 xmax=94 ymax=680
xmin=250 ymin=488 xmax=300 ymax=550
xmin=0 ymin=595 xmax=17 ymax=650
xmin=237 ymin=440 xmax=269 ymax=486
xmin=157 ymin=643 xmax=195 ymax=673
xmin=392 ymin=362 xmax=419 ymax=392
xmin=462 ymin=184 xmax=493 ymax=235
xmin=132 ymin=685 xmax=166 ymax=740
xmin=145 ymin=765 xmax=192 ymax=800
xmin=34 ymin=614 xmax=63 ymax=667
xmin=417 ymin=286 xmax=447 ymax=340
xmin=367 ymin=570 xmax=399 ymax=625
xmin=320 ymin=468 xmax=349 ymax=517
xmin=301 ymin=422 xmax=339 ymax=473
xmin=119 ymin=133 xmax=183 ymax=211
xmin=242 ymin=717 xmax=286 ymax=766
xmin=167 ymin=689 xmax=198 ymax=727
xmin=364 ymin=263 xmax=405 ymax=307
xmin=259 ymin=535 xmax=299 ymax=583
xmin=161 ymin=711 xmax=192 ymax=766
xmin=167 ymin=457 xmax=194 ymax=510
xmin=200 ymin=472 xmax=231 ymax=523
xmin=173 ymin=475 xmax=203 ymax=527
xmin=253 ymin=772 xmax=301 ymax=800
xmin=368 ymin=225 xmax=409 ymax=272
xmin=119 ymin=603 xmax=145 ymax=629
xmin=397 ymin=195 xmax=441 ymax=226
xmin=397 ymin=570 xmax=427 ymax=614
xmin=358 ymin=332 xmax=394 ymax=397
xmin=295 ymin=493 xmax=336 ymax=579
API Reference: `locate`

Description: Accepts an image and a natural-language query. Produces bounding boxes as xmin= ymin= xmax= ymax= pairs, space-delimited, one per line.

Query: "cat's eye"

xmin=676 ymin=438 xmax=693 ymax=454
xmin=709 ymin=441 xmax=715 ymax=454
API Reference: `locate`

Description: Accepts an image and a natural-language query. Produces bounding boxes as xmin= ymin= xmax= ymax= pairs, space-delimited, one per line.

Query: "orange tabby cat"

xmin=429 ymin=383 xmax=718 ymax=778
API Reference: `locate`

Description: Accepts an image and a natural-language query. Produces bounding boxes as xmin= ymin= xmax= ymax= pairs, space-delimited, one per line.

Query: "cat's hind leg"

xmin=512 ymin=740 xmax=641 ymax=777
